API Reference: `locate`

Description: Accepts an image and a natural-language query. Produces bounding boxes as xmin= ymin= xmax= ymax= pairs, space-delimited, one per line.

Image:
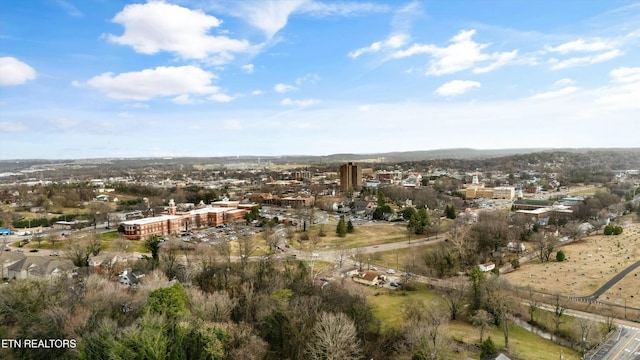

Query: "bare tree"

xmin=486 ymin=278 xmax=513 ymax=348
xmin=442 ymin=279 xmax=468 ymax=320
xmin=574 ymin=318 xmax=596 ymax=355
xmin=532 ymin=232 xmax=558 ymax=263
xmin=161 ymin=241 xmax=180 ymax=280
xmin=307 ymin=312 xmax=361 ymax=360
xmin=401 ymin=300 xmax=452 ymax=359
xmin=552 ymin=293 xmax=566 ymax=338
xmin=353 ymin=247 xmax=366 ymax=272
xmin=263 ymin=223 xmax=278 ymax=254
xmin=470 ymin=309 xmax=493 ymax=343
xmin=564 ymin=222 xmax=584 ymax=242
xmin=65 ymin=238 xmax=90 ymax=267
xmin=88 ymin=231 xmax=102 ymax=256
xmin=526 ymin=286 xmax=539 ymax=323
xmin=448 ymin=219 xmax=471 ymax=265
xmin=237 ymin=235 xmax=256 ymax=276
xmin=336 ymin=245 xmax=351 ymax=269
xmin=603 ymin=305 xmax=617 ymax=333
xmin=284 ymin=221 xmax=296 ymax=243
xmin=113 ymin=235 xmax=129 ymax=253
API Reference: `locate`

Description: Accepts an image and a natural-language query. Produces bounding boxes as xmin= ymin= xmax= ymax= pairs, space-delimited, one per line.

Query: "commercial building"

xmin=121 ymin=199 xmax=249 ymax=240
xmin=340 ymin=162 xmax=362 ymax=192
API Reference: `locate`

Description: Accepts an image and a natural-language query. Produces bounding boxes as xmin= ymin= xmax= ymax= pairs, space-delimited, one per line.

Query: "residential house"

xmin=7 ymin=256 xmax=76 ymax=280
xmin=352 ymin=271 xmax=381 ymax=286
xmin=478 ymin=262 xmax=495 ymax=272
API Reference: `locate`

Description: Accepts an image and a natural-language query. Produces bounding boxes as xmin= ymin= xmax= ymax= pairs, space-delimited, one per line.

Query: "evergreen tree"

xmin=346 ymin=220 xmax=355 ymax=233
xmin=377 ymin=191 xmax=385 ymax=207
xmin=445 ymin=205 xmax=457 ymax=219
xmin=336 ymin=216 xmax=347 ymax=237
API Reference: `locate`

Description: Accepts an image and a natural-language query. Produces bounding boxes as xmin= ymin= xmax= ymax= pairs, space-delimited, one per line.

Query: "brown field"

xmin=503 ymin=222 xmax=640 ymax=301
xmin=600 ymin=266 xmax=640 ymax=309
xmin=298 ymin=223 xmax=410 ymax=249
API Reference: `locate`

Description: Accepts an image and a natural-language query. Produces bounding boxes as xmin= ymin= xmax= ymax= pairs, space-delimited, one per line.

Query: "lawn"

xmin=448 ymin=320 xmax=581 ymax=360
xmin=368 ymin=243 xmax=439 ymax=269
xmin=294 ymin=223 xmax=411 ymax=250
xmin=365 ymin=283 xmax=441 ymax=332
xmin=364 ymin=283 xmax=582 ymax=359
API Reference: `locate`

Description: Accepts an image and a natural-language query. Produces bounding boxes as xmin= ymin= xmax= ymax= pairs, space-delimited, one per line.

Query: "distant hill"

xmin=1 ymin=148 xmax=639 ymax=168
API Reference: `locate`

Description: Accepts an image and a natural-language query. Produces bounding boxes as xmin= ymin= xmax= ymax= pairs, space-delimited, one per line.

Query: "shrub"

xmin=613 ymin=225 xmax=623 ymax=235
xmin=480 ymin=336 xmax=498 ymax=359
xmin=604 ymin=225 xmax=614 ymax=235
xmin=510 ymin=259 xmax=520 ymax=269
xmin=556 ymin=250 xmax=566 ymax=262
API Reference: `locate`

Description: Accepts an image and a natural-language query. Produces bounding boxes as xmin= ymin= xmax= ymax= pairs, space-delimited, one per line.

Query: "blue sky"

xmin=1 ymin=0 xmax=639 ymax=160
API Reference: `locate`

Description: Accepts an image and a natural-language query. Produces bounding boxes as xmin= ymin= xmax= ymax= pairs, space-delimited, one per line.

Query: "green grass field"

xmin=448 ymin=320 xmax=581 ymax=360
xmin=364 ymin=284 xmax=581 ymax=360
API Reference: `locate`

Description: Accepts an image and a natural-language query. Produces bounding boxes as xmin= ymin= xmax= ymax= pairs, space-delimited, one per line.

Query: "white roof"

xmin=189 ymin=207 xmax=227 ymax=215
xmin=122 ymin=215 xmax=181 ymax=225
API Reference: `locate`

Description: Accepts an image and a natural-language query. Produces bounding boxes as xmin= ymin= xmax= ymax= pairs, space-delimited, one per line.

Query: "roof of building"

xmin=122 ymin=215 xmax=181 ymax=225
xmin=513 ymin=199 xmax=553 ymax=206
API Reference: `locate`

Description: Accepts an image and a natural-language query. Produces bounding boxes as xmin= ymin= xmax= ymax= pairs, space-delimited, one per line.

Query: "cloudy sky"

xmin=1 ymin=0 xmax=639 ymax=160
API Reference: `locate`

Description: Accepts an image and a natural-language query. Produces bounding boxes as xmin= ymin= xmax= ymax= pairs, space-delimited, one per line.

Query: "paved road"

xmin=589 ymin=325 xmax=640 ymax=360
xmin=571 ymin=261 xmax=640 ymax=303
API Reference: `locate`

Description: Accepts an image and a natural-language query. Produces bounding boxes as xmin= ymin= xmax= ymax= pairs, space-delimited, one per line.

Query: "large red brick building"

xmin=122 ymin=199 xmax=253 ymax=240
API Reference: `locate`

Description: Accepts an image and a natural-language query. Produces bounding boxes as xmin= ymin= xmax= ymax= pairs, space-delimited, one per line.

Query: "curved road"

xmin=571 ymin=261 xmax=640 ymax=302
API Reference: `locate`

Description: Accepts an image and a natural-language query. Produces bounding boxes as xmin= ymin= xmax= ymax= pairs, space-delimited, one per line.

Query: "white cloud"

xmin=349 ymin=34 xmax=409 ymax=58
xmin=0 ymin=57 xmax=36 ymax=86
xmin=298 ymin=1 xmax=390 ymax=17
xmin=0 ymin=121 xmax=26 ymax=132
xmin=224 ymin=1 xmax=387 ymax=39
xmin=126 ymin=102 xmax=150 ymax=109
xmin=222 ymin=119 xmax=243 ymax=130
xmin=434 ymin=80 xmax=481 ymax=97
xmin=295 ymin=73 xmax=320 ymax=85
xmin=50 ymin=118 xmax=78 ymax=130
xmin=549 ymin=49 xmax=622 ymax=70
xmin=553 ymin=78 xmax=575 ymax=87
xmin=251 ymin=90 xmax=264 ymax=95
xmin=241 ymin=64 xmax=255 ymax=73
xmin=117 ymin=112 xmax=133 ymax=118
xmin=107 ymin=2 xmax=252 ymax=61
xmin=392 ymin=29 xmax=518 ymax=75
xmin=210 ymin=93 xmax=234 ymax=102
xmin=54 ymin=0 xmax=83 ymax=17
xmin=85 ymin=65 xmax=220 ymax=101
xmin=172 ymin=94 xmax=197 ymax=105
xmin=529 ymin=86 xmax=580 ymax=100
xmin=358 ymin=104 xmax=378 ymax=112
xmin=546 ymin=38 xmax=615 ymax=53
xmin=473 ymin=50 xmax=518 ymax=74
xmin=274 ymin=83 xmax=298 ymax=93
xmin=237 ymin=0 xmax=307 ymax=38
xmin=610 ymin=67 xmax=640 ymax=83
xmin=281 ymin=98 xmax=320 ymax=107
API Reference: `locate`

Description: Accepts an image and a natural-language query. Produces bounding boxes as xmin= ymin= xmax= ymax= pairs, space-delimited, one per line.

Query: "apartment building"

xmin=340 ymin=162 xmax=362 ymax=192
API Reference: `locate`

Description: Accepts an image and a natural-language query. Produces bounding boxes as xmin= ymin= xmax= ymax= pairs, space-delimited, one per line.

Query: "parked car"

xmin=390 ymin=282 xmax=399 ymax=287
xmin=386 ymin=269 xmax=396 ymax=274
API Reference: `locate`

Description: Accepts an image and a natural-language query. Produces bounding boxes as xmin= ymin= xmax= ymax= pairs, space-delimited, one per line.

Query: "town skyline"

xmin=1 ymin=0 xmax=639 ymax=160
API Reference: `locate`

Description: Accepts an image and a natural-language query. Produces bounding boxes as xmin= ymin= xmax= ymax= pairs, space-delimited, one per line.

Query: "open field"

xmin=368 ymin=243 xmax=439 ymax=270
xmin=600 ymin=266 xmax=640 ymax=309
xmin=364 ymin=283 xmax=440 ymax=331
xmin=296 ymin=223 xmax=410 ymax=249
xmin=362 ymin=283 xmax=581 ymax=359
xmin=448 ymin=320 xmax=581 ymax=360
xmin=503 ymin=222 xmax=640 ymax=299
